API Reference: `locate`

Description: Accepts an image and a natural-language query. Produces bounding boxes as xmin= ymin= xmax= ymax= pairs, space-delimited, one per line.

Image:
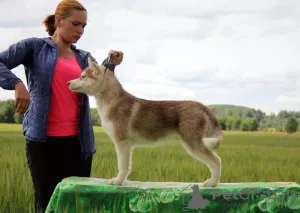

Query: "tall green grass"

xmin=1 ymin=124 xmax=299 ymax=212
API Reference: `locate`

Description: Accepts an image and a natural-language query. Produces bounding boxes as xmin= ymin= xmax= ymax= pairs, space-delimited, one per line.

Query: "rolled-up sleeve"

xmin=0 ymin=37 xmax=35 ymax=90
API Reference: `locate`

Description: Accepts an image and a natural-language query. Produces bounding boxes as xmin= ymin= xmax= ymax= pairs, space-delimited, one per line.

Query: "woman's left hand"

xmin=108 ymin=50 xmax=123 ymax=66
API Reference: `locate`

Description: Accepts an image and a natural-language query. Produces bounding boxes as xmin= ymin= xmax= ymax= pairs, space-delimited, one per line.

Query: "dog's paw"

xmin=108 ymin=177 xmax=124 ymax=185
xmin=202 ymin=178 xmax=219 ymax=187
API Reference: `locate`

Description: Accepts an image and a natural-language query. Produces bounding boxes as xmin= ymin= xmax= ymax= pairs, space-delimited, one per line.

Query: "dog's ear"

xmin=87 ymin=57 xmax=102 ymax=74
xmin=88 ymin=57 xmax=97 ymax=70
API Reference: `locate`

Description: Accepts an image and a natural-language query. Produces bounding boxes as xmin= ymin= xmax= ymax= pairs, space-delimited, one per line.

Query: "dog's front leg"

xmin=108 ymin=141 xmax=132 ymax=185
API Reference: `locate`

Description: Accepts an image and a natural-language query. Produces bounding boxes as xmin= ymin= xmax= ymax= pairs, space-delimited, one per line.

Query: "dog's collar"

xmin=104 ymin=52 xmax=119 ymax=73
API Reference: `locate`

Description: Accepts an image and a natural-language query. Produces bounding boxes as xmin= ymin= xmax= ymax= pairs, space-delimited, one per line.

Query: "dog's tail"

xmin=203 ymin=132 xmax=223 ymax=150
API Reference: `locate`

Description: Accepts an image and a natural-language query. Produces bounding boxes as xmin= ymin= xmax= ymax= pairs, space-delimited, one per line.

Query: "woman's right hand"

xmin=14 ymin=82 xmax=30 ymax=114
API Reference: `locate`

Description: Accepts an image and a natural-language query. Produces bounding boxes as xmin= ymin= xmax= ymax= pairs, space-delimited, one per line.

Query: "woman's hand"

xmin=108 ymin=50 xmax=123 ymax=66
xmin=14 ymin=82 xmax=30 ymax=114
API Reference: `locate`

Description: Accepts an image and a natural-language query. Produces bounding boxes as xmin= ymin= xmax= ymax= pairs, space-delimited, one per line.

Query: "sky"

xmin=0 ymin=0 xmax=299 ymax=115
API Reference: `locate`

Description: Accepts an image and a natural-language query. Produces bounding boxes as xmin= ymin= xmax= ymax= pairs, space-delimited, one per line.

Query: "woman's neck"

xmin=51 ymin=34 xmax=74 ymax=58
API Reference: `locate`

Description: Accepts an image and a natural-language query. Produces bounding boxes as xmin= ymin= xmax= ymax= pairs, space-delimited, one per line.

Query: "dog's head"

xmin=68 ymin=57 xmax=106 ymax=96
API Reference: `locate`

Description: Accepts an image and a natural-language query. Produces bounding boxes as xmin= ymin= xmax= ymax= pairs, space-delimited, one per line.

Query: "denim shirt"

xmin=0 ymin=37 xmax=115 ymax=159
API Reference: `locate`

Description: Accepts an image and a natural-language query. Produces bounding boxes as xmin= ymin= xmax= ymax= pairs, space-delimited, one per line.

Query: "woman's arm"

xmin=0 ymin=37 xmax=36 ymax=90
xmin=0 ymin=37 xmax=35 ymax=114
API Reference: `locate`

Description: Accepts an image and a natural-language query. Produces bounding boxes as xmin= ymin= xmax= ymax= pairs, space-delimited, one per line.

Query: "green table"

xmin=46 ymin=177 xmax=300 ymax=213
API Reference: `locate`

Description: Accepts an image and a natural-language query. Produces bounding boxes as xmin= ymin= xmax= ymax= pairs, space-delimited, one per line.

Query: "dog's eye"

xmin=80 ymin=76 xmax=86 ymax=80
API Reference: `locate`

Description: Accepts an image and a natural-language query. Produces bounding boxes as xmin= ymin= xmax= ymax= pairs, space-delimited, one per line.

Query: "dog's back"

xmin=103 ymin=91 xmax=223 ymax=149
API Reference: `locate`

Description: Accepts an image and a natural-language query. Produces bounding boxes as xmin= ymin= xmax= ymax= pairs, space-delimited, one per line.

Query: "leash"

xmin=99 ymin=52 xmax=120 ymax=92
xmin=104 ymin=52 xmax=120 ymax=73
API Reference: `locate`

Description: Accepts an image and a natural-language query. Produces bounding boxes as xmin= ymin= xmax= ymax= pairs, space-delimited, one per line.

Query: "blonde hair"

xmin=43 ymin=0 xmax=86 ymax=36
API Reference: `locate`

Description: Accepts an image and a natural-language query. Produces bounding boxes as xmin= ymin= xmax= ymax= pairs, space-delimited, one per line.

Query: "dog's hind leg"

xmin=108 ymin=141 xmax=133 ymax=185
xmin=180 ymin=139 xmax=221 ymax=187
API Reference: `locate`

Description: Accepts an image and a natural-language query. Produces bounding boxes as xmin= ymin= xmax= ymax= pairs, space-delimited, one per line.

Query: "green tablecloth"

xmin=46 ymin=177 xmax=300 ymax=213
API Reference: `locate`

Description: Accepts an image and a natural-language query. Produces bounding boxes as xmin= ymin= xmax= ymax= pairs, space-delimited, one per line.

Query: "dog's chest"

xmin=101 ymin=119 xmax=116 ymax=139
xmin=97 ymin=106 xmax=116 ymax=140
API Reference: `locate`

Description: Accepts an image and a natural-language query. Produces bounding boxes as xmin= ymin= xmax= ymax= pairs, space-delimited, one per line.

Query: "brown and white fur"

xmin=68 ymin=57 xmax=224 ymax=187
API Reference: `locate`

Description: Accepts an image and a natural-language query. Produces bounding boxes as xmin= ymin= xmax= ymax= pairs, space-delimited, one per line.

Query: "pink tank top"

xmin=46 ymin=55 xmax=82 ymax=136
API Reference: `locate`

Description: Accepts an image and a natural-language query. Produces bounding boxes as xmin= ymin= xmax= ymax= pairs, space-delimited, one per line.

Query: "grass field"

xmin=1 ymin=123 xmax=300 ymax=213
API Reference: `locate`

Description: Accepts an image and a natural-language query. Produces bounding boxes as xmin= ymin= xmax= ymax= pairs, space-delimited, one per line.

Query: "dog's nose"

xmin=67 ymin=81 xmax=71 ymax=86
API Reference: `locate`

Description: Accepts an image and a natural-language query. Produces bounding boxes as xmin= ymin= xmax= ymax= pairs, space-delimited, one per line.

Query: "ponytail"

xmin=43 ymin=14 xmax=56 ymax=36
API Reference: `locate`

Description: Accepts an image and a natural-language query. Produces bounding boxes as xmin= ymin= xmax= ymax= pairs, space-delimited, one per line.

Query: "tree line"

xmin=0 ymin=100 xmax=299 ymax=133
xmin=209 ymin=104 xmax=300 ymax=133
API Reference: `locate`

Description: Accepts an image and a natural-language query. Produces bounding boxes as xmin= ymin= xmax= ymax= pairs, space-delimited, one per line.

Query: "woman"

xmin=0 ymin=0 xmax=123 ymax=212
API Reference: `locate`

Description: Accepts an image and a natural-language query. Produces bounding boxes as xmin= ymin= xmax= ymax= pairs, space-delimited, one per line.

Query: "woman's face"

xmin=56 ymin=9 xmax=87 ymax=44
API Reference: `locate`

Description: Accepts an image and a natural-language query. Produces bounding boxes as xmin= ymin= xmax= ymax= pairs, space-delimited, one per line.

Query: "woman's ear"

xmin=55 ymin=15 xmax=61 ymax=28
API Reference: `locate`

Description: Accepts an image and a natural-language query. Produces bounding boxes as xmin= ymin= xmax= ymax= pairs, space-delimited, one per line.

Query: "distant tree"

xmin=285 ymin=117 xmax=299 ymax=133
xmin=246 ymin=111 xmax=254 ymax=118
xmin=225 ymin=116 xmax=234 ymax=130
xmin=232 ymin=117 xmax=242 ymax=130
xmin=248 ymin=118 xmax=259 ymax=131
xmin=217 ymin=117 xmax=227 ymax=130
xmin=278 ymin=110 xmax=290 ymax=119
xmin=14 ymin=113 xmax=24 ymax=124
xmin=240 ymin=120 xmax=249 ymax=131
xmin=259 ymin=124 xmax=267 ymax=131
xmin=90 ymin=108 xmax=101 ymax=126
xmin=0 ymin=100 xmax=15 ymax=123
xmin=240 ymin=118 xmax=259 ymax=131
xmin=255 ymin=109 xmax=265 ymax=122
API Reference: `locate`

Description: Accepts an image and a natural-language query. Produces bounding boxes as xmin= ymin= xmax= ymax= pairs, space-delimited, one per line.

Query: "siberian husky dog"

xmin=68 ymin=57 xmax=224 ymax=187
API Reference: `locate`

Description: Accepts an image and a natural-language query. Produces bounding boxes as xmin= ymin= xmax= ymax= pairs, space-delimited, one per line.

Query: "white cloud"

xmin=0 ymin=0 xmax=60 ymax=28
xmin=276 ymin=95 xmax=300 ymax=104
xmin=1 ymin=0 xmax=300 ymax=115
